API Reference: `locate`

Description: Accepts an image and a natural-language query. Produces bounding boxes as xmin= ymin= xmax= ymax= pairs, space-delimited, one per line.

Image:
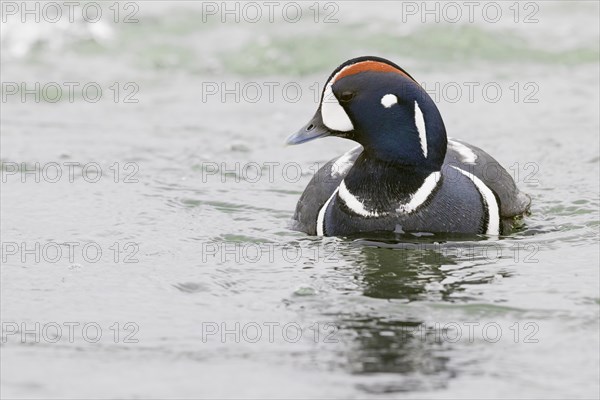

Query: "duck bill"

xmin=286 ymin=111 xmax=331 ymax=145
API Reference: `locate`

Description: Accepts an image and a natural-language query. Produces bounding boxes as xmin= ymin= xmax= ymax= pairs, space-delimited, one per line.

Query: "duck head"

xmin=287 ymin=56 xmax=447 ymax=170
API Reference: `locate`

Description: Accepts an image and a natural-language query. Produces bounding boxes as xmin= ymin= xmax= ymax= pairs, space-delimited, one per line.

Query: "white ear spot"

xmin=380 ymin=94 xmax=398 ymax=108
xmin=321 ymin=84 xmax=354 ymax=132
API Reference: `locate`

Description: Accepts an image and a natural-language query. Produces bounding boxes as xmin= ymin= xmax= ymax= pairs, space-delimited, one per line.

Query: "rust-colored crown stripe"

xmin=334 ymin=61 xmax=414 ymax=83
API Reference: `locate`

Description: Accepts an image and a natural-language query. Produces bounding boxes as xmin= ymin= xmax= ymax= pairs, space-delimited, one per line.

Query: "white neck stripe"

xmin=338 ymin=180 xmax=381 ymax=217
xmin=452 ymin=166 xmax=500 ymax=235
xmin=317 ymin=170 xmax=442 ymax=233
xmin=396 ymin=171 xmax=441 ymax=214
xmin=414 ymin=101 xmax=427 ymax=158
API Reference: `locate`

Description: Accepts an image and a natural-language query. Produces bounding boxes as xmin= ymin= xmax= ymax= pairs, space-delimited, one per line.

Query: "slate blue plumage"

xmin=287 ymin=56 xmax=531 ymax=237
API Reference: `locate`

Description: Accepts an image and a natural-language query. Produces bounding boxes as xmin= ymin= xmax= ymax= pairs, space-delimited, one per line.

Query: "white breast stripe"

xmin=414 ymin=101 xmax=427 ymax=158
xmin=396 ymin=171 xmax=441 ymax=214
xmin=321 ymin=67 xmax=354 ymax=132
xmin=448 ymin=139 xmax=477 ymax=164
xmin=331 ymin=145 xmax=361 ymax=177
xmin=338 ymin=180 xmax=381 ymax=217
xmin=452 ymin=166 xmax=500 ymax=235
xmin=316 ymin=188 xmax=339 ymax=236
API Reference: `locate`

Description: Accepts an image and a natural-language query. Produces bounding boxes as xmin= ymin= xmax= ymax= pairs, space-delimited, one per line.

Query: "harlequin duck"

xmin=287 ymin=56 xmax=531 ymax=237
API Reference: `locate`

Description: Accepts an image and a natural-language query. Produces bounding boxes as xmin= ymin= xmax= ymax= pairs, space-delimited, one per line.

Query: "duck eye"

xmin=339 ymin=91 xmax=355 ymax=103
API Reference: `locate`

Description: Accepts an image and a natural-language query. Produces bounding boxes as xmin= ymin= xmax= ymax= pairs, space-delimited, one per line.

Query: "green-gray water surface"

xmin=1 ymin=2 xmax=599 ymax=398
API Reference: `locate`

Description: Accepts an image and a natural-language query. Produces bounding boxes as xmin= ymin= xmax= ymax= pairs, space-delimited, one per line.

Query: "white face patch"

xmin=414 ymin=101 xmax=427 ymax=158
xmin=320 ymin=66 xmax=354 ymax=132
xmin=321 ymin=84 xmax=354 ymax=132
xmin=380 ymin=94 xmax=398 ymax=108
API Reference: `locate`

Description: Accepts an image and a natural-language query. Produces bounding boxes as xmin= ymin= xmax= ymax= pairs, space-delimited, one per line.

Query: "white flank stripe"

xmin=414 ymin=101 xmax=427 ymax=158
xmin=452 ymin=166 xmax=500 ymax=235
xmin=316 ymin=188 xmax=339 ymax=236
xmin=448 ymin=139 xmax=477 ymax=164
xmin=331 ymin=145 xmax=361 ymax=177
xmin=338 ymin=180 xmax=380 ymax=217
xmin=396 ymin=171 xmax=441 ymax=214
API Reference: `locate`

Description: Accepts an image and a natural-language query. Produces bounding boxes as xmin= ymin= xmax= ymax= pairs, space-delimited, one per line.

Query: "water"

xmin=1 ymin=1 xmax=599 ymax=398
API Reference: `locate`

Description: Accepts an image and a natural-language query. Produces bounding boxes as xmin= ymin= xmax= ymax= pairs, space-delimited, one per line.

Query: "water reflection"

xmin=325 ymin=235 xmax=514 ymax=393
xmin=349 ymin=233 xmax=507 ymax=301
xmin=356 ymin=244 xmax=453 ymax=301
xmin=340 ymin=316 xmax=454 ymax=393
